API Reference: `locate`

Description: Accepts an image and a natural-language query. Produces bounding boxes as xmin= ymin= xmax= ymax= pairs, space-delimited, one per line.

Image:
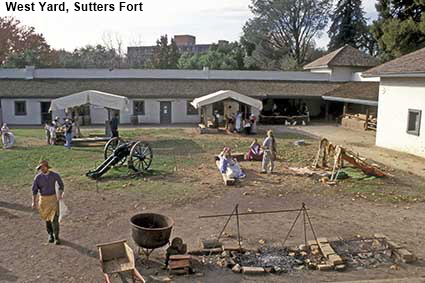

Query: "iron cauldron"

xmin=130 ymin=213 xmax=174 ymax=249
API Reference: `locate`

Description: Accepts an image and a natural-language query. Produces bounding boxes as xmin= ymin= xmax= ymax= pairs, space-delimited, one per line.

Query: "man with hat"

xmin=31 ymin=160 xmax=64 ymax=245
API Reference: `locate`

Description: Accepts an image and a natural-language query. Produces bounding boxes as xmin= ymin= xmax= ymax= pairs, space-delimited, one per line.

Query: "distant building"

xmin=0 ymin=46 xmax=382 ymax=127
xmin=304 ymin=45 xmax=380 ymax=81
xmin=127 ymin=35 xmax=226 ymax=67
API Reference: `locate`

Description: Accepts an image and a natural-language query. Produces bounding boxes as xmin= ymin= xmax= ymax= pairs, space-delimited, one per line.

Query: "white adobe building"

xmin=364 ymin=47 xmax=425 ymax=158
xmin=0 ymin=46 xmax=380 ymax=126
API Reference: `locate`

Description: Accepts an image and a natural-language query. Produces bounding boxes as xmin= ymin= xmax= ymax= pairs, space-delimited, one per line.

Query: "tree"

xmin=145 ymin=35 xmax=180 ymax=69
xmin=372 ymin=0 xmax=425 ymax=60
xmin=242 ymin=0 xmax=332 ymax=70
xmin=327 ymin=0 xmax=369 ymax=50
xmin=0 ymin=16 xmax=55 ymax=67
xmin=178 ymin=41 xmax=249 ymax=70
xmin=50 ymin=45 xmax=123 ymax=68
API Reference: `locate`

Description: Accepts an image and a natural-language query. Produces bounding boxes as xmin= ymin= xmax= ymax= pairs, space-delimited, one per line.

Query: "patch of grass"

xmin=3 ymin=127 xmax=424 ymax=204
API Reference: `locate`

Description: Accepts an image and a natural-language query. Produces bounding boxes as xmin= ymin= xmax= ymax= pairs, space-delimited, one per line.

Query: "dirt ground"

xmin=289 ymin=123 xmax=425 ymax=178
xmin=1 ymin=127 xmax=425 ymax=283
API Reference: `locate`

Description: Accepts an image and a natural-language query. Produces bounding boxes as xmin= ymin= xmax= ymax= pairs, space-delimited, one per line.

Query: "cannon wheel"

xmin=128 ymin=141 xmax=153 ymax=172
xmin=104 ymin=137 xmax=126 ymax=165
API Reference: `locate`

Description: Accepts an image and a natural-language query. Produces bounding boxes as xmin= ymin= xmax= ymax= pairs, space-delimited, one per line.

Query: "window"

xmin=15 ymin=101 xmax=27 ymax=116
xmin=133 ymin=101 xmax=145 ymax=115
xmin=187 ymin=100 xmax=198 ymax=115
xmin=407 ymin=109 xmax=421 ymax=136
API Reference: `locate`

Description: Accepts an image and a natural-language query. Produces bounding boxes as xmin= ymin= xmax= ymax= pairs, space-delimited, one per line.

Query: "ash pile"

xmin=330 ymin=238 xmax=395 ymax=269
xmin=193 ymin=241 xmax=321 ymax=274
xmin=235 ymin=246 xmax=308 ymax=273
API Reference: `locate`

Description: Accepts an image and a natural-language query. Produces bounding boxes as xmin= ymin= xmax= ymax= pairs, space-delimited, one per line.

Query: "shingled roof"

xmin=323 ymin=82 xmax=379 ymax=101
xmin=304 ymin=45 xmax=380 ymax=70
xmin=363 ymin=47 xmax=425 ymax=77
xmin=0 ymin=79 xmax=342 ymax=99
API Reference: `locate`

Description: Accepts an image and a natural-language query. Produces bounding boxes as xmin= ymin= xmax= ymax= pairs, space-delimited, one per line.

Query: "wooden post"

xmin=365 ymin=107 xmax=370 ymax=131
xmin=343 ymin=103 xmax=348 ymax=117
xmin=325 ymin=101 xmax=329 ymax=121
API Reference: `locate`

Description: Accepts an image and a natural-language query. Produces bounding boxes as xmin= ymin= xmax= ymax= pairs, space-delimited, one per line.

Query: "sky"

xmin=1 ymin=0 xmax=379 ymax=51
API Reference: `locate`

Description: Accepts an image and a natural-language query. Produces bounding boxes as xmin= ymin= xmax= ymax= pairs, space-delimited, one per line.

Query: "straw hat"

xmin=36 ymin=160 xmax=51 ymax=171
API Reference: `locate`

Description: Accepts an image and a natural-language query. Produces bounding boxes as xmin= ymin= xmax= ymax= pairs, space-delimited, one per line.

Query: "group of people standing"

xmin=44 ymin=117 xmax=73 ymax=149
xmin=223 ymin=109 xmax=257 ymax=135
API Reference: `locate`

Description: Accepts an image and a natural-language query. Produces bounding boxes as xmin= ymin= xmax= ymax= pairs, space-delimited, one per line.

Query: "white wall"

xmin=172 ymin=99 xmax=200 ymax=124
xmin=330 ymin=67 xmax=357 ymax=82
xmin=376 ymin=77 xmax=425 ymax=158
xmin=0 ymin=98 xmax=201 ymax=125
xmin=1 ymin=98 xmax=50 ymax=125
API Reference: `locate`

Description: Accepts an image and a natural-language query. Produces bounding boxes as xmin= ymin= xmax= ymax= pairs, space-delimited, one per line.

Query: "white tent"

xmin=191 ymin=90 xmax=263 ymax=110
xmin=49 ymin=90 xmax=130 ymax=112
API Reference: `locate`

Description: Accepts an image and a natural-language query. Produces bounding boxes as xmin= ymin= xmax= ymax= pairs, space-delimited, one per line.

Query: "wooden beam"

xmin=343 ymin=103 xmax=348 ymax=116
xmin=325 ymin=101 xmax=330 ymax=121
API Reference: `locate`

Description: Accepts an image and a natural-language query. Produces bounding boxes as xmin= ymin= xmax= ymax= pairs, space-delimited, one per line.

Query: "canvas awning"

xmin=49 ymin=90 xmax=130 ymax=112
xmin=191 ymin=90 xmax=263 ymax=110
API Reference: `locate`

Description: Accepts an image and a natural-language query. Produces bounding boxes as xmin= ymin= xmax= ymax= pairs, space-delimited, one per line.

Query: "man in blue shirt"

xmin=32 ymin=160 xmax=64 ymax=245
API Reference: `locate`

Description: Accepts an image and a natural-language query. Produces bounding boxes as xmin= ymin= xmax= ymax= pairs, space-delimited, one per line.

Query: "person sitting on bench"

xmin=218 ymin=147 xmax=246 ymax=179
xmin=245 ymin=139 xmax=263 ymax=161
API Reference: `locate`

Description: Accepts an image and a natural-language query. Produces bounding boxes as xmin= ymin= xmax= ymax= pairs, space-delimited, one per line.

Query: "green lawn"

xmin=1 ymin=128 xmax=312 ymax=203
xmin=2 ymin=127 xmax=423 ymax=204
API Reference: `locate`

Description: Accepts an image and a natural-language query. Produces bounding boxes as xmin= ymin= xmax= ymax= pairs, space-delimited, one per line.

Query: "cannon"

xmin=86 ymin=137 xmax=153 ymax=179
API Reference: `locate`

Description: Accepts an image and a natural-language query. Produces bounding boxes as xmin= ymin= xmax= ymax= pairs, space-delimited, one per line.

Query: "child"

xmin=44 ymin=123 xmax=51 ymax=145
xmin=49 ymin=123 xmax=57 ymax=145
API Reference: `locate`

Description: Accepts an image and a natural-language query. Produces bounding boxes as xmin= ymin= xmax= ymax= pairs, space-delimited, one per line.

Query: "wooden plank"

xmin=318 ymin=264 xmax=334 ymax=271
xmin=242 ymin=266 xmax=265 ymax=274
xmin=169 ymin=255 xmax=192 ymax=260
xmin=169 ymin=259 xmax=191 ymax=270
xmin=318 ymin=242 xmax=337 ymax=258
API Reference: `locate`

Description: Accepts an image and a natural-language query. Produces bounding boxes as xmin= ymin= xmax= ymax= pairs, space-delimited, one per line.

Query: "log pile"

xmin=313 ymin=138 xmax=385 ymax=182
xmin=342 ymin=113 xmax=377 ymax=131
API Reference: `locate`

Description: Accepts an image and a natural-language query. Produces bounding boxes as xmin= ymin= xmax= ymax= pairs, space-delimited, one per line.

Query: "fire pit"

xmin=330 ymin=238 xmax=395 ymax=269
xmin=130 ymin=213 xmax=174 ymax=259
xmin=235 ymin=247 xmax=306 ymax=272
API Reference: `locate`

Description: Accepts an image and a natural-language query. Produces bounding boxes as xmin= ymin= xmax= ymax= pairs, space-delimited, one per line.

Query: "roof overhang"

xmin=322 ymin=96 xmax=378 ymax=106
xmin=363 ymin=72 xmax=425 ymax=78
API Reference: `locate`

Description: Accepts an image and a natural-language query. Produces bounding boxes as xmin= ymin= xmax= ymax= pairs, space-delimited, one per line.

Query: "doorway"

xmin=160 ymin=102 xmax=172 ymax=124
xmin=40 ymin=102 xmax=51 ymax=124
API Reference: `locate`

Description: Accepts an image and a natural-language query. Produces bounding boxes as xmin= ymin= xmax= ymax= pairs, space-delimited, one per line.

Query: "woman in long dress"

xmin=235 ymin=112 xmax=243 ymax=132
xmin=219 ymin=147 xmax=246 ymax=179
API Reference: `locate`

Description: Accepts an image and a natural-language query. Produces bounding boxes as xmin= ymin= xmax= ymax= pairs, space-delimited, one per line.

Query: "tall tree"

xmin=146 ymin=35 xmax=180 ymax=69
xmin=178 ymin=41 xmax=248 ymax=70
xmin=372 ymin=0 xmax=425 ymax=60
xmin=327 ymin=0 xmax=369 ymax=50
xmin=0 ymin=16 xmax=55 ymax=67
xmin=242 ymin=0 xmax=332 ymax=69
